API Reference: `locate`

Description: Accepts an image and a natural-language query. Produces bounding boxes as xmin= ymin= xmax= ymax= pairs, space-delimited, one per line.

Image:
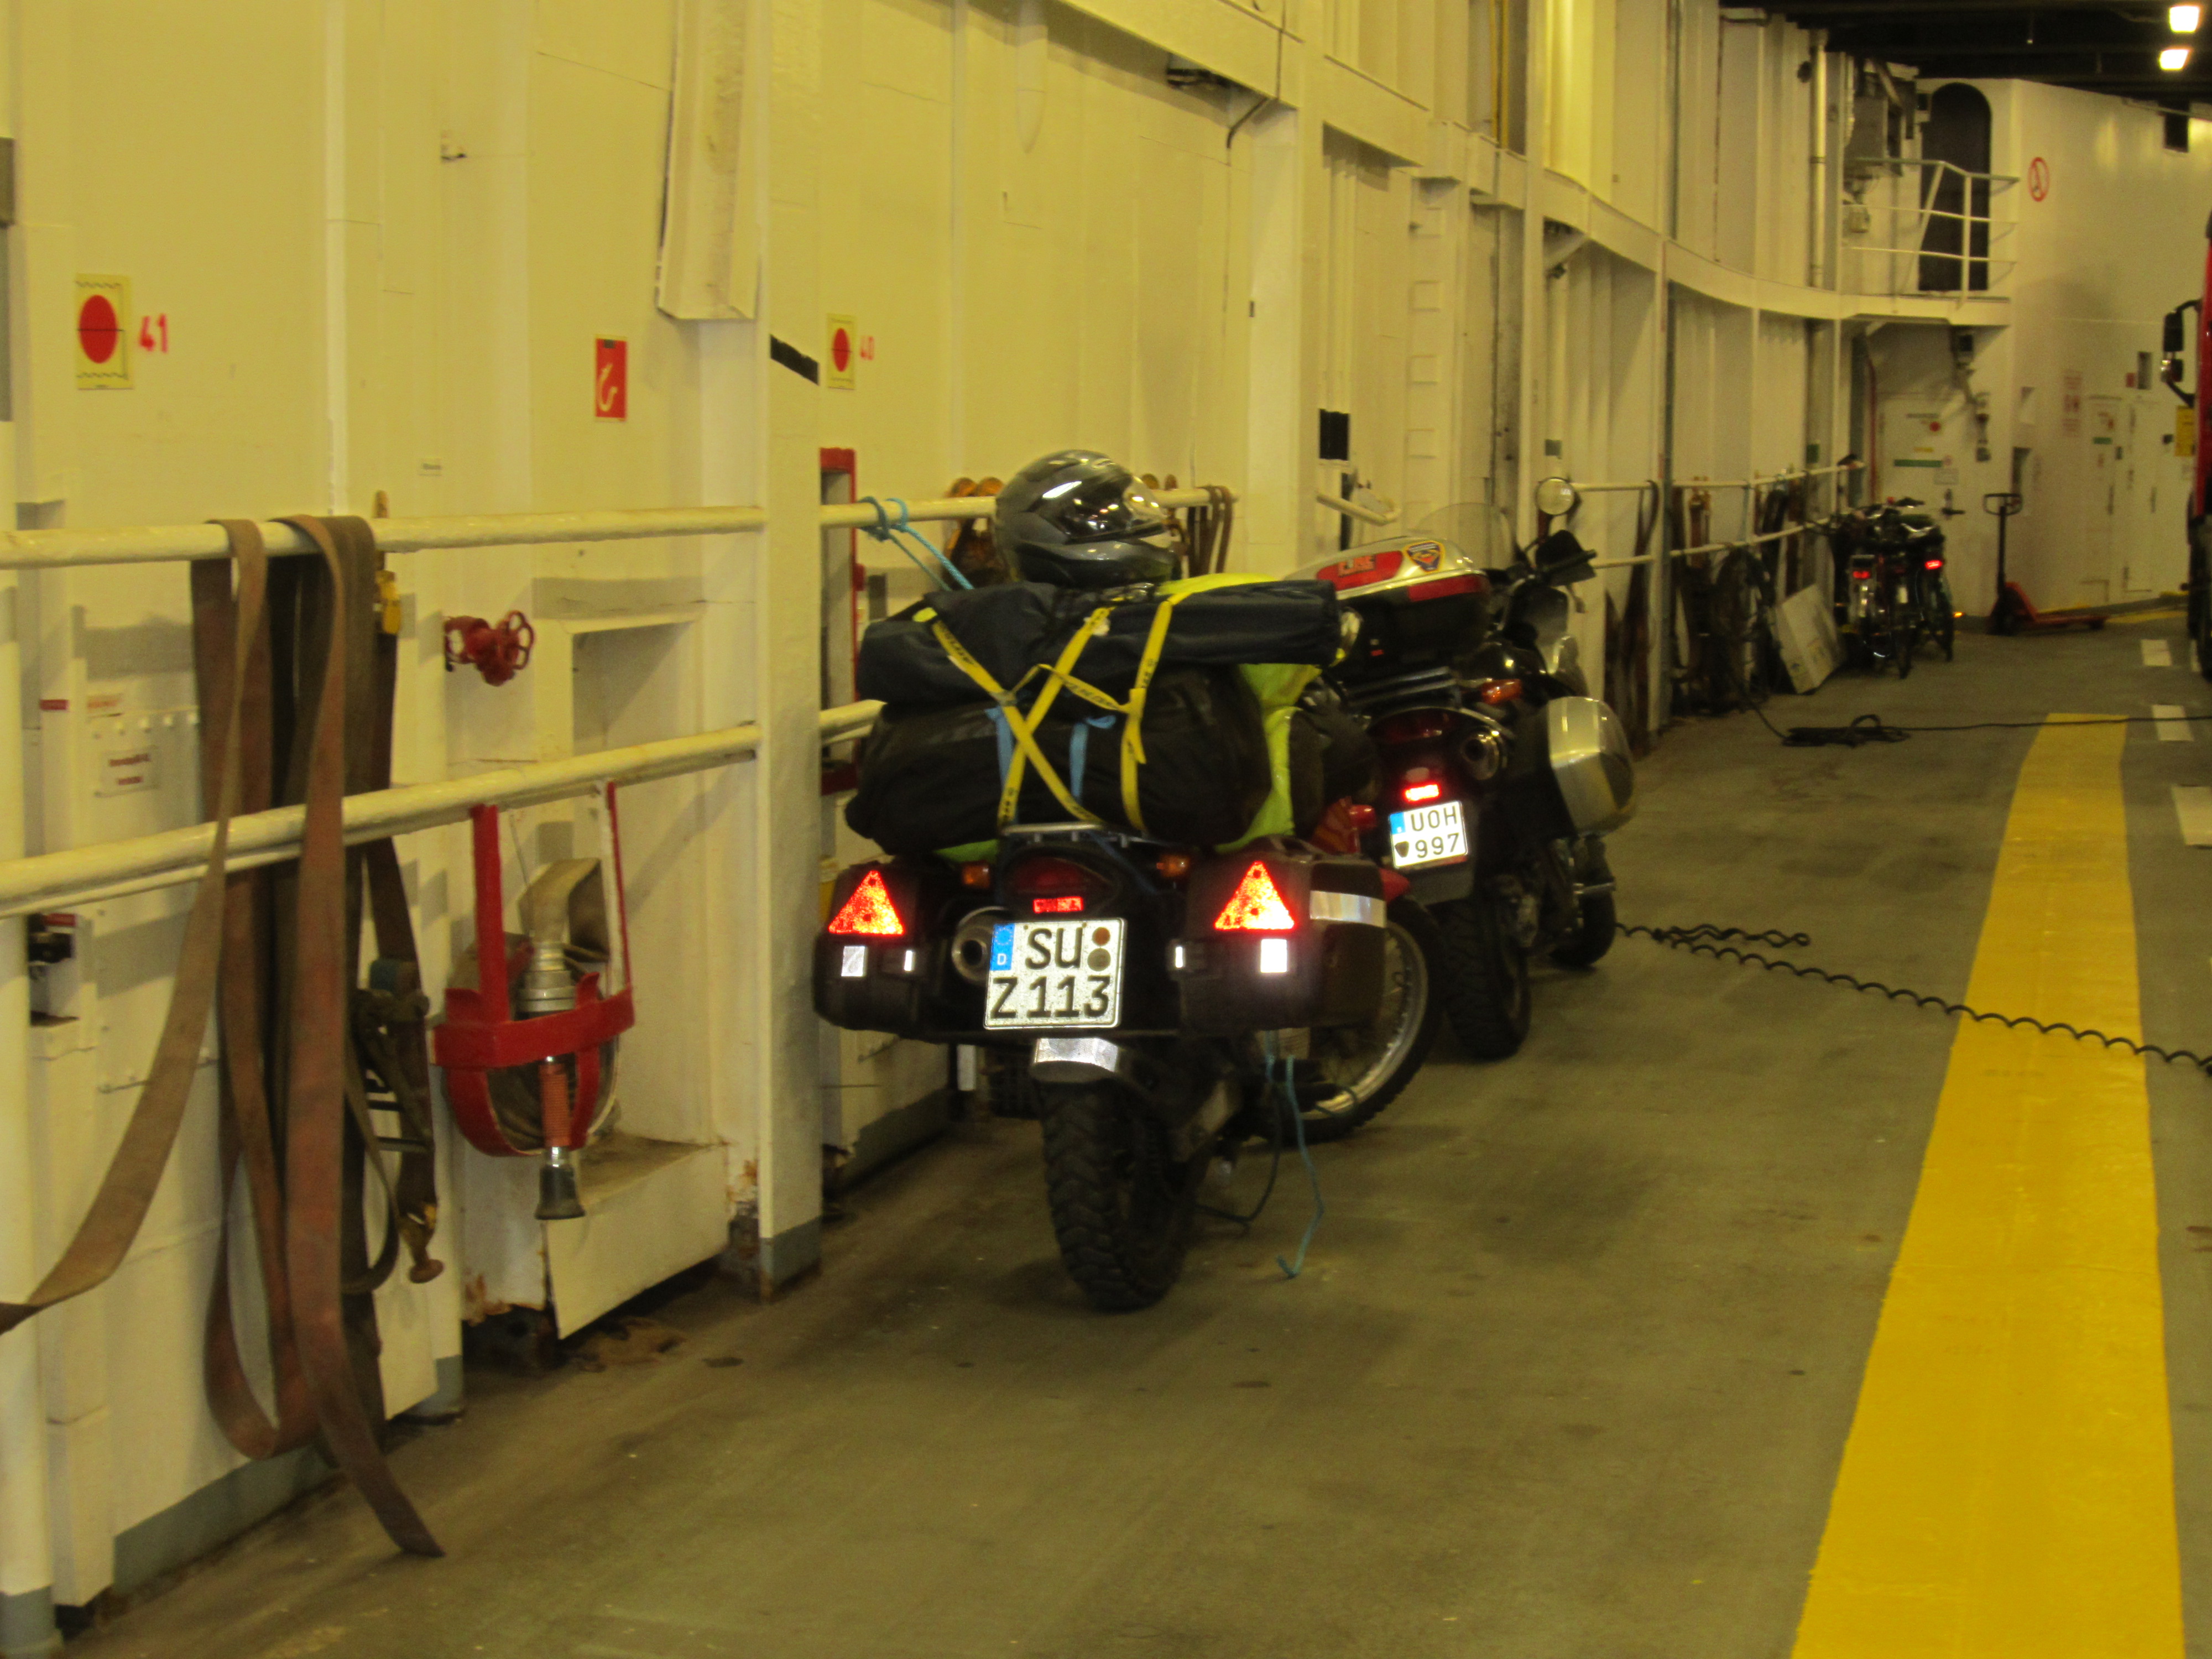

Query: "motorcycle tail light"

xmin=1478 ymin=679 xmax=1523 ymax=705
xmin=1009 ymin=855 xmax=1109 ymax=901
xmin=1032 ymin=895 xmax=1084 ymax=914
xmin=1213 ymin=862 xmax=1297 ymax=932
xmin=1374 ymin=709 xmax=1454 ymax=744
xmin=827 ymin=869 xmax=905 ymax=937
xmin=1850 ymin=569 xmax=1871 ymax=580
xmin=1924 ymin=558 xmax=1943 ymax=570
xmin=1403 ymin=781 xmax=1443 ymax=803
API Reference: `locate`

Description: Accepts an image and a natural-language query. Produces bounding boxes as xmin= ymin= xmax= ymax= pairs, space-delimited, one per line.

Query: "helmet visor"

xmin=1044 ymin=473 xmax=1167 ymax=544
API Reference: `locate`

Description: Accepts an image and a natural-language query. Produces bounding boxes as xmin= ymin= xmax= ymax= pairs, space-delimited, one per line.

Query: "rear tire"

xmin=1293 ymin=899 xmax=1444 ymax=1142
xmin=1437 ymin=893 xmax=1532 ymax=1059
xmin=1037 ymin=1082 xmax=1202 ymax=1311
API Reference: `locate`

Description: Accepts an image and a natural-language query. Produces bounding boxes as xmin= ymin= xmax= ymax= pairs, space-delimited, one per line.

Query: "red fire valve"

xmin=444 ymin=611 xmax=535 ymax=686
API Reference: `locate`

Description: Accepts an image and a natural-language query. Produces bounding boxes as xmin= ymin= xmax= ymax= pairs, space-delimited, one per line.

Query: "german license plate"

xmin=1390 ymin=800 xmax=1469 ymax=868
xmin=985 ymin=919 xmax=1125 ymax=1030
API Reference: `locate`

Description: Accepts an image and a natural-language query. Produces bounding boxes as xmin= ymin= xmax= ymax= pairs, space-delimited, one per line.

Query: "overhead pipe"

xmin=1808 ymin=31 xmax=1829 ymax=289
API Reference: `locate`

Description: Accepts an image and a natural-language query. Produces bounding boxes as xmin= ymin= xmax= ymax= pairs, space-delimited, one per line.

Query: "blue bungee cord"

xmin=1261 ymin=1032 xmax=1325 ymax=1280
xmin=858 ymin=495 xmax=973 ymax=591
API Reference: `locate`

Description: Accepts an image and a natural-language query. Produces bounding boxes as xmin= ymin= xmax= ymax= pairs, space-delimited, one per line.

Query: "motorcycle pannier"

xmin=813 ymin=859 xmax=961 ymax=1035
xmin=1174 ymin=848 xmax=1387 ymax=1034
xmin=846 ymin=667 xmax=1271 ymax=855
xmin=1499 ymin=695 xmax=1637 ymax=840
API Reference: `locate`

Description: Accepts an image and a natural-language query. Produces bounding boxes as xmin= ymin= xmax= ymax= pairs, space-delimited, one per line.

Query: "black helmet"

xmin=994 ymin=450 xmax=1176 ymax=589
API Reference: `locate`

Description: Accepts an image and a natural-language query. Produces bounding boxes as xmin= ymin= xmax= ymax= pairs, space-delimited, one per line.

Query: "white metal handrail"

xmin=1673 ymin=462 xmax=1864 ymax=493
xmin=0 ymin=489 xmax=1228 ymax=573
xmin=1316 ymin=489 xmax=1398 ymax=527
xmin=0 ymin=701 xmax=885 ymax=919
xmin=1672 ymin=518 xmax=1841 ymax=559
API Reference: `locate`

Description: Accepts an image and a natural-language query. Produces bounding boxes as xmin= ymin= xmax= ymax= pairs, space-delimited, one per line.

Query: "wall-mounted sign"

xmin=594 ymin=337 xmax=628 ymax=421
xmin=826 ymin=315 xmax=858 ymax=390
xmin=95 ymin=741 xmax=157 ymax=796
xmin=75 ymin=275 xmax=131 ymax=389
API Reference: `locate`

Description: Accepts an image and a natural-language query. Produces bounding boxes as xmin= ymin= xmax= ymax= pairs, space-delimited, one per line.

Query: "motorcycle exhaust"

xmin=1460 ymin=719 xmax=1510 ymax=781
xmin=949 ymin=907 xmax=1009 ymax=985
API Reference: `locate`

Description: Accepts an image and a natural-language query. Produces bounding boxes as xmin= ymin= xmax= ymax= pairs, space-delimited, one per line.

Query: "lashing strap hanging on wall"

xmin=0 ymin=516 xmax=443 ymax=1558
xmin=0 ymin=528 xmax=269 ymax=1340
xmin=259 ymin=513 xmax=440 ymax=1557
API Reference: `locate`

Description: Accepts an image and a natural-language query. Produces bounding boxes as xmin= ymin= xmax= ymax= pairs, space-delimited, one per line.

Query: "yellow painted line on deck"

xmin=1791 ymin=718 xmax=2183 ymax=1658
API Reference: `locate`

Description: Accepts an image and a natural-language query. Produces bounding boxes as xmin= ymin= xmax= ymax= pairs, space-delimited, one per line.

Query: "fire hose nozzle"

xmin=537 ymin=1145 xmax=586 ymax=1222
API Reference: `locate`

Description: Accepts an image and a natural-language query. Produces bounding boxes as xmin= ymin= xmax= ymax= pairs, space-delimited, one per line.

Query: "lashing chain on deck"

xmin=1623 ymin=922 xmax=2212 ymax=1078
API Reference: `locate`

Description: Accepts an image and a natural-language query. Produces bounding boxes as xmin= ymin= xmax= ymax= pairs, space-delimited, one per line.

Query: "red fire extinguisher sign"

xmin=595 ymin=337 xmax=628 ymax=421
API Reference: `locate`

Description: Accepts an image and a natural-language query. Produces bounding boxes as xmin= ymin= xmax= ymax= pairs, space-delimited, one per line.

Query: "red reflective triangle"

xmin=1213 ymin=861 xmax=1296 ymax=932
xmin=827 ymin=868 xmax=905 ymax=937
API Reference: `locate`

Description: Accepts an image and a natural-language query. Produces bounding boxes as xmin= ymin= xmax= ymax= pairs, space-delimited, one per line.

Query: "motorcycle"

xmin=815 ymin=823 xmax=1436 ymax=1308
xmin=1835 ymin=499 xmax=1954 ymax=673
xmin=1294 ymin=479 xmax=1638 ymax=1059
xmin=817 ymin=451 xmax=1448 ymax=1308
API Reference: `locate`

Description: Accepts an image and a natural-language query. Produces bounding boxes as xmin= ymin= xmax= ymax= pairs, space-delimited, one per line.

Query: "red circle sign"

xmin=2028 ymin=156 xmax=2050 ymax=201
xmin=831 ymin=326 xmax=852 ymax=374
xmin=77 ymin=294 xmax=119 ymax=363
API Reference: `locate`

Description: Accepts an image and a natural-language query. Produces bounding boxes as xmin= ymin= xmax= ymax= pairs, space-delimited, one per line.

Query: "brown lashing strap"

xmin=198 ymin=524 xmax=315 ymax=1460
xmin=2 ymin=518 xmax=440 ymax=1555
xmin=0 ymin=526 xmax=268 ymax=1338
xmin=274 ymin=514 xmax=440 ymax=1557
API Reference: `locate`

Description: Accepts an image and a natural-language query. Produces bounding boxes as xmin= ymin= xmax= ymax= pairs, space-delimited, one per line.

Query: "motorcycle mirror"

xmin=1534 ymin=529 xmax=1594 ymax=582
xmin=1532 ymin=476 xmax=1580 ymax=520
xmin=2166 ymin=307 xmax=2187 ymax=355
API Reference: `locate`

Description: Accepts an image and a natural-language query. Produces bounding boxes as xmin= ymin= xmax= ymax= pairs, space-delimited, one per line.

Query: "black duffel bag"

xmin=1288 ymin=692 xmax=1380 ymax=836
xmin=855 ymin=579 xmax=1343 ymax=708
xmin=846 ymin=666 xmax=1271 ymax=853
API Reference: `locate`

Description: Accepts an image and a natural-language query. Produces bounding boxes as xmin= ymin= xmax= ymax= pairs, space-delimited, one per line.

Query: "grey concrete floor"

xmin=72 ymin=615 xmax=2212 ymax=1659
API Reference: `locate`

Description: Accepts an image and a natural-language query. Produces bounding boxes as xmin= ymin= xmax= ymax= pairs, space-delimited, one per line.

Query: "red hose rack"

xmin=434 ymin=793 xmax=637 ymax=1209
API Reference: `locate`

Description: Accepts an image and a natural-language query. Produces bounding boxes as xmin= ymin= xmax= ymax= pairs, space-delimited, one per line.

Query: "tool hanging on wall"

xmin=0 ymin=515 xmax=445 ymax=1558
xmin=434 ymin=797 xmax=636 ymax=1220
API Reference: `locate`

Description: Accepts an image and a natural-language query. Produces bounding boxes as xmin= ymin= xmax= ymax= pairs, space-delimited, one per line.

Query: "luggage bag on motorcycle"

xmin=845 ymin=666 xmax=1272 ymax=854
xmin=1173 ymin=847 xmax=1387 ymax=1034
xmin=856 ymin=578 xmax=1344 ymax=707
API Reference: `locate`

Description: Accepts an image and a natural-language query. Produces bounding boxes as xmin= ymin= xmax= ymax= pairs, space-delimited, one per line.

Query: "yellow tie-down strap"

xmin=926 ymin=590 xmax=1196 ymax=833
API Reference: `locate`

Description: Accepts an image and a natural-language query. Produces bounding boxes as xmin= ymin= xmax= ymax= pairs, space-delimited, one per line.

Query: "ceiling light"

xmin=2163 ymin=44 xmax=2193 ymax=68
xmin=2174 ymin=3 xmax=2202 ymax=32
